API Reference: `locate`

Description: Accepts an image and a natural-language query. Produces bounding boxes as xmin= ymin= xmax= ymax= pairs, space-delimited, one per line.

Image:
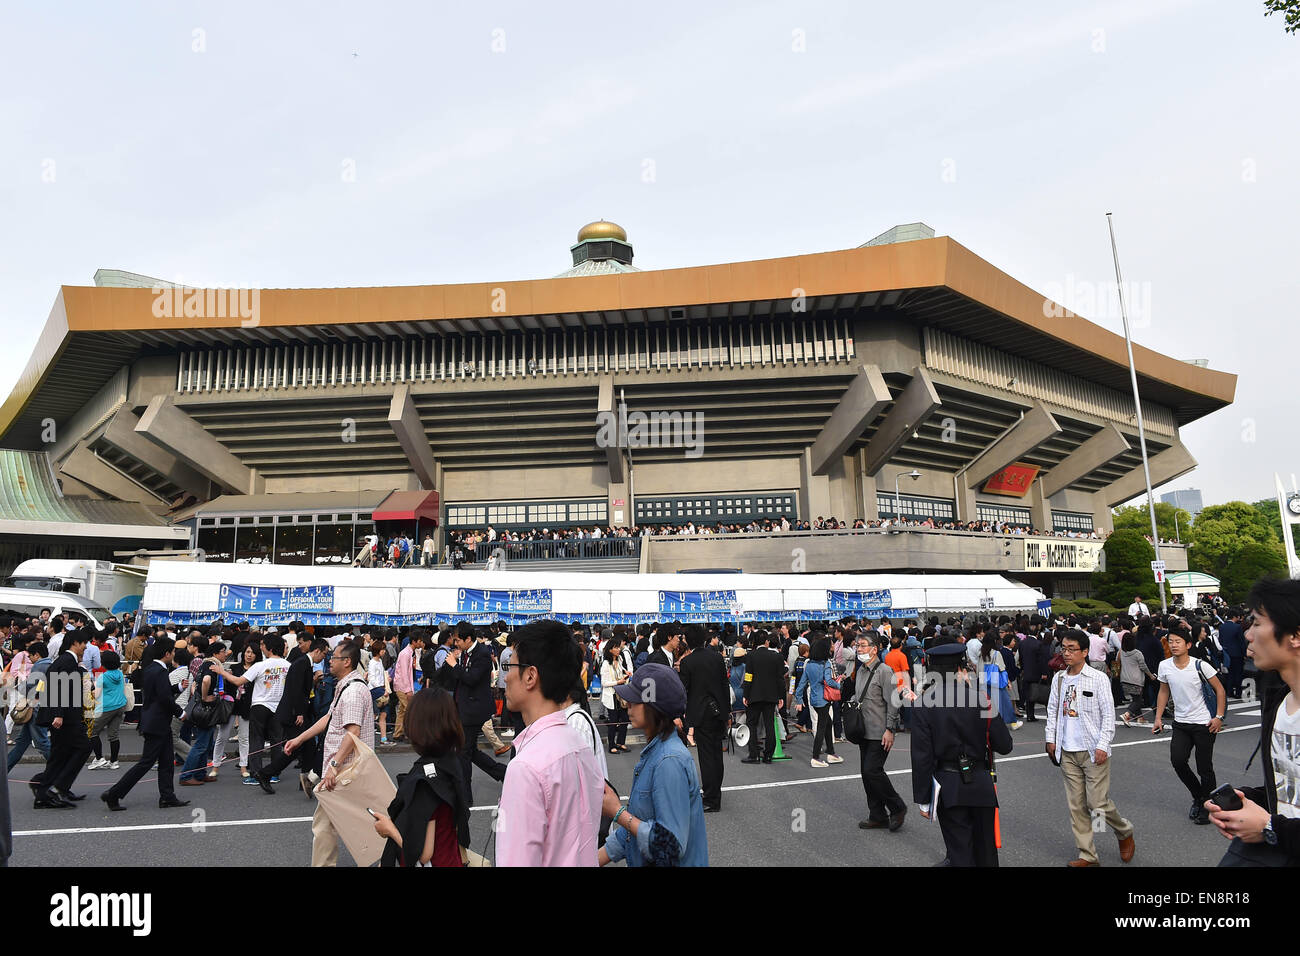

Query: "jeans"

xmin=6 ymin=720 xmax=50 ymax=771
xmin=1170 ymin=721 xmax=1217 ymax=803
xmin=179 ymin=724 xmax=215 ymax=781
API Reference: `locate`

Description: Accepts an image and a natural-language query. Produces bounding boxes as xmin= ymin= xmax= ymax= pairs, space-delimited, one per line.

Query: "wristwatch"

xmin=329 ymin=759 xmax=339 ymax=769
xmin=1263 ymin=815 xmax=1279 ymax=846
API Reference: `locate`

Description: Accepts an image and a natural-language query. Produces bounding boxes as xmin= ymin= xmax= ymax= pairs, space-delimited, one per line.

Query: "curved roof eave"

xmin=0 ymin=237 xmax=1236 ymax=444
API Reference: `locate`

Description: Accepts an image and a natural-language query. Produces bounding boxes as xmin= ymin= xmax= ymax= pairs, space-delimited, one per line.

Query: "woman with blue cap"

xmin=599 ymin=663 xmax=708 ymax=866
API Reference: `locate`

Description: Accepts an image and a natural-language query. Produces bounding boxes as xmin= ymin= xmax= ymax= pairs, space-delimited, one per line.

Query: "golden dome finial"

xmin=577 ymin=220 xmax=627 ymax=242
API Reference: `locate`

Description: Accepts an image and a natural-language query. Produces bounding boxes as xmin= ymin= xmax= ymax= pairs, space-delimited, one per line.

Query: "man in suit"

xmin=1018 ymin=628 xmax=1047 ymax=722
xmin=31 ymin=629 xmax=93 ymax=808
xmin=740 ymin=631 xmax=787 ymax=764
xmin=679 ymin=625 xmax=730 ymax=811
xmin=438 ymin=623 xmax=506 ymax=802
xmin=647 ymin=622 xmax=684 ymax=668
xmin=1217 ymin=608 xmax=1247 ymax=699
xmin=911 ymin=642 xmax=1014 ymax=866
xmin=101 ymin=637 xmax=190 ymax=811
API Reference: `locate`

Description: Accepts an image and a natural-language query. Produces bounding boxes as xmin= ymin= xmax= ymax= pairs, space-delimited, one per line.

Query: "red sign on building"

xmin=982 ymin=463 xmax=1040 ymax=498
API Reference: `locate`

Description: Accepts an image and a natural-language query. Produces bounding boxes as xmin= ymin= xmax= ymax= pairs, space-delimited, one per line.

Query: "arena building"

xmin=0 ymin=222 xmax=1235 ymax=596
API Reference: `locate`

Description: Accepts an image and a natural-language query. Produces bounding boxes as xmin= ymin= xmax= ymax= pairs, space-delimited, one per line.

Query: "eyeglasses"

xmin=503 ymin=662 xmax=533 ymax=674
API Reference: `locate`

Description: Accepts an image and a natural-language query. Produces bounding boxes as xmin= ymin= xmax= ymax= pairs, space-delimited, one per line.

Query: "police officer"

xmin=910 ymin=641 xmax=1013 ymax=866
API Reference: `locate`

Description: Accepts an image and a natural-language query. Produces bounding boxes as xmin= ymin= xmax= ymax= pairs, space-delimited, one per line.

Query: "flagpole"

xmin=1106 ymin=213 xmax=1166 ymax=614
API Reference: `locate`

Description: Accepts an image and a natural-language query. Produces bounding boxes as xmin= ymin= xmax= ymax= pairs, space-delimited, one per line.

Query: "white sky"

xmin=1 ymin=0 xmax=1296 ymax=507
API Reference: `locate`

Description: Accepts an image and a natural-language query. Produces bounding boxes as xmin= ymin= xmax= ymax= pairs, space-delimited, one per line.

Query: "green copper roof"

xmin=0 ymin=449 xmax=169 ymax=527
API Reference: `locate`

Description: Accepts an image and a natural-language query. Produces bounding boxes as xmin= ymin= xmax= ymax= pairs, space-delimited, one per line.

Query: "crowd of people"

xmin=3 ymin=576 xmax=1296 ymax=868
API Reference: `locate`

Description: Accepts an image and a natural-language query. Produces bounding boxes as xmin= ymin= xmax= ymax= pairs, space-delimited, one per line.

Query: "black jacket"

xmin=38 ymin=650 xmax=87 ymax=725
xmin=276 ymin=655 xmax=315 ymax=725
xmin=1018 ymin=635 xmax=1047 ymax=684
xmin=910 ymin=676 xmax=1013 ymax=808
xmin=438 ymin=643 xmax=496 ymax=726
xmin=646 ymin=649 xmax=672 ymax=668
xmin=138 ymin=659 xmax=183 ymax=736
xmin=1234 ymin=673 xmax=1300 ymax=864
xmin=742 ymin=646 xmax=786 ymax=704
xmin=679 ymin=646 xmax=729 ymax=729
xmin=382 ymin=753 xmax=471 ymax=867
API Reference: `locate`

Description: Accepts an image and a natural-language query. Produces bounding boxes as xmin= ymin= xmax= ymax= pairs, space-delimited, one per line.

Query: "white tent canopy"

xmin=141 ymin=562 xmax=1049 ymax=626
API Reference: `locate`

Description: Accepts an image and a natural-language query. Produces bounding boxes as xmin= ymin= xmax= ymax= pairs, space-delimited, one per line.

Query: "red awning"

xmin=372 ymin=490 xmax=440 ymax=524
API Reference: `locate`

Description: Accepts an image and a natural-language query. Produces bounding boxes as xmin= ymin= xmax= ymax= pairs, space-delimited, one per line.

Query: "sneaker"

xmin=1008 ymin=721 xmax=1024 ymax=731
xmin=810 ymin=758 xmax=828 ymax=768
xmin=1121 ymin=713 xmax=1133 ymax=727
xmin=206 ymin=769 xmax=218 ymax=780
xmin=825 ymin=754 xmax=844 ymax=764
xmin=87 ymin=757 xmax=106 ymax=770
xmin=242 ymin=775 xmax=262 ymax=786
xmin=269 ymin=776 xmax=280 ymax=784
xmin=108 ymin=761 xmax=120 ymax=770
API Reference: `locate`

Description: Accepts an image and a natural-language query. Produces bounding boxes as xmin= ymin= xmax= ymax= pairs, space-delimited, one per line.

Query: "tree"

xmin=1264 ymin=0 xmax=1300 ymax=34
xmin=1250 ymin=498 xmax=1286 ymax=548
xmin=1092 ymin=529 xmax=1169 ymax=609
xmin=1112 ymin=502 xmax=1192 ymax=542
xmin=1220 ymin=542 xmax=1288 ymax=604
xmin=1186 ymin=501 xmax=1280 ymax=579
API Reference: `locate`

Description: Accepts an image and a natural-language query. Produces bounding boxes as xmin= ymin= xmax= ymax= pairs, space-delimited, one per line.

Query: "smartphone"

xmin=1208 ymin=783 xmax=1243 ymax=812
xmin=365 ymin=807 xmax=379 ymax=819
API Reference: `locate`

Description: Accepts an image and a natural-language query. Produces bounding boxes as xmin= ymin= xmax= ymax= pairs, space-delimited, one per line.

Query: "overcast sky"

xmin=2 ymin=0 xmax=1295 ymax=509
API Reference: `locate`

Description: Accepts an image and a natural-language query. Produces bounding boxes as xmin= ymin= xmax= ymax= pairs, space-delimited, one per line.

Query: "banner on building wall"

xmin=658 ymin=590 xmax=737 ymax=616
xmin=1022 ymin=539 xmax=1104 ymax=572
xmin=982 ymin=463 xmax=1040 ymax=498
xmin=456 ymin=588 xmax=552 ymax=614
xmin=218 ymin=584 xmax=335 ymax=613
xmin=826 ymin=589 xmax=893 ymax=613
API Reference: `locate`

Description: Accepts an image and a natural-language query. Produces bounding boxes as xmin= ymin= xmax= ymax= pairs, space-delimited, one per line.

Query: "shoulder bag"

xmin=1048 ymin=672 xmax=1065 ymax=766
xmin=1195 ymin=660 xmax=1222 ymax=723
xmin=821 ymin=662 xmax=842 ymax=702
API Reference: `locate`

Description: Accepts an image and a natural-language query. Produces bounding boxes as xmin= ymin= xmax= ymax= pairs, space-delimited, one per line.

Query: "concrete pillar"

xmin=861 ymin=367 xmax=942 ymax=476
xmin=1029 ymin=478 xmax=1052 ymax=532
xmin=1041 ymin=422 xmax=1131 ymax=499
xmin=1097 ymin=441 xmax=1197 ymax=508
xmin=858 ymin=451 xmax=879 ymax=521
xmin=809 ymin=364 xmax=892 ymax=475
xmin=102 ymin=408 xmax=210 ymax=500
xmin=597 ymin=376 xmax=624 ymax=484
xmin=1091 ymin=491 xmax=1115 ymax=535
xmin=127 ymin=355 xmax=180 ymax=410
xmin=135 ymin=394 xmax=262 ymax=494
xmin=799 ymin=447 xmax=832 ymax=523
xmin=965 ymin=400 xmax=1062 ymax=489
xmin=388 ymin=385 xmax=438 ymax=490
xmin=60 ymin=443 xmax=160 ymax=504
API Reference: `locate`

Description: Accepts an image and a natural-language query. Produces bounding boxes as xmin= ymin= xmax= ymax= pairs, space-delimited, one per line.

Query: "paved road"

xmin=6 ymin=699 xmax=1263 ymax=867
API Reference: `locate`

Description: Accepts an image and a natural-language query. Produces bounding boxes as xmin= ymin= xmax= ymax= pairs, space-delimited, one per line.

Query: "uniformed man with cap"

xmin=910 ymin=641 xmax=1013 ymax=866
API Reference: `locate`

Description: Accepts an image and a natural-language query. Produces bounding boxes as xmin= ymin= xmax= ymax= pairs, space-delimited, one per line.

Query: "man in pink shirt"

xmin=496 ymin=620 xmax=602 ymax=867
xmin=392 ymin=631 xmax=425 ymax=741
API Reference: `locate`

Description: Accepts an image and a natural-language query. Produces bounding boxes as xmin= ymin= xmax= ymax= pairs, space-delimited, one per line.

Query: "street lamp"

xmin=1173 ymin=509 xmax=1181 ymax=545
xmin=894 ymin=469 xmax=922 ymax=522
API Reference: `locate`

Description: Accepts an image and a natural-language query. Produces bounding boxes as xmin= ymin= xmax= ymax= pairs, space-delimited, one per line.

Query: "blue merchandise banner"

xmin=218 ymin=584 xmax=335 ymax=613
xmin=456 ymin=588 xmax=552 ymax=615
xmin=1036 ymin=599 xmax=1053 ymax=614
xmin=658 ymin=590 xmax=737 ymax=616
xmin=826 ymin=589 xmax=892 ymax=613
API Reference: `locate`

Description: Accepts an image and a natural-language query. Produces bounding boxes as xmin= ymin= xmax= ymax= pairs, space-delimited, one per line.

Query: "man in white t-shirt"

xmin=1154 ymin=628 xmax=1226 ymax=825
xmin=214 ymin=632 xmax=292 ymax=788
xmin=1207 ymin=578 xmax=1300 ymax=864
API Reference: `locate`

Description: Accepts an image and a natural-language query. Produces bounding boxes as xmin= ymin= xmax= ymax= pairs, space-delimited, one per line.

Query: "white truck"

xmin=4 ymin=559 xmax=147 ymax=616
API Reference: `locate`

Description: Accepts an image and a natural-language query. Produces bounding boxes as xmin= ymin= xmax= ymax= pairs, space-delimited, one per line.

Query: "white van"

xmin=0 ymin=586 xmax=113 ymax=628
xmin=5 ymin=559 xmax=146 ymax=616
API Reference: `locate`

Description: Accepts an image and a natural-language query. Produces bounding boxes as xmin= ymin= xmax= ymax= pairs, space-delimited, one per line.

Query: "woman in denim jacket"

xmin=599 ymin=663 xmax=708 ymax=867
xmin=794 ymin=636 xmax=843 ymax=768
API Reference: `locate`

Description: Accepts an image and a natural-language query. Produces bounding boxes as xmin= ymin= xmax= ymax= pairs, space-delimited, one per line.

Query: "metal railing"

xmin=456 ymin=537 xmax=642 ymax=564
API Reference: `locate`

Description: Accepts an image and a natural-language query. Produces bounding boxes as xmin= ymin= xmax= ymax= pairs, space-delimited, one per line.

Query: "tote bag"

xmin=314 ymin=731 xmax=398 ymax=867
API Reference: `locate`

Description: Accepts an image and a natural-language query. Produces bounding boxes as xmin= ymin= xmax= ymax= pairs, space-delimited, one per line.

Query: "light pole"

xmin=894 ymin=469 xmax=922 ymax=522
xmin=1173 ymin=509 xmax=1180 ymax=545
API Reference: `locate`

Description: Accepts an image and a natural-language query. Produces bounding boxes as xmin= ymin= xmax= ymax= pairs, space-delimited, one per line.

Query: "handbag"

xmin=1028 ymin=679 xmax=1052 ymax=705
xmin=1195 ymin=660 xmax=1222 ymax=722
xmin=822 ymin=663 xmax=841 ymax=703
xmin=842 ymin=662 xmax=881 ymax=746
xmin=1048 ymin=653 xmax=1066 ymax=672
xmin=314 ymin=729 xmax=399 ymax=868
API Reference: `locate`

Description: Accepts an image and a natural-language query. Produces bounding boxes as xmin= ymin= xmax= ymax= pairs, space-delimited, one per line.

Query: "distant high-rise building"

xmin=1161 ymin=488 xmax=1203 ymax=516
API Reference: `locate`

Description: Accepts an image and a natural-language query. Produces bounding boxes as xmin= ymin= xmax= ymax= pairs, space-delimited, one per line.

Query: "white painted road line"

xmin=11 ymin=719 xmax=1264 ymax=837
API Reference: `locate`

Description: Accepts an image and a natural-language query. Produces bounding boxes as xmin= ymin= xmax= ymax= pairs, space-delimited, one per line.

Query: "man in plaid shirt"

xmin=282 ymin=640 xmax=374 ymax=866
xmin=1045 ymin=630 xmax=1137 ymax=867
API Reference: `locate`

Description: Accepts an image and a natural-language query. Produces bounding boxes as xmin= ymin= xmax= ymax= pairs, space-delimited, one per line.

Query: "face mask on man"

xmin=857 ymin=652 xmax=872 ymax=664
